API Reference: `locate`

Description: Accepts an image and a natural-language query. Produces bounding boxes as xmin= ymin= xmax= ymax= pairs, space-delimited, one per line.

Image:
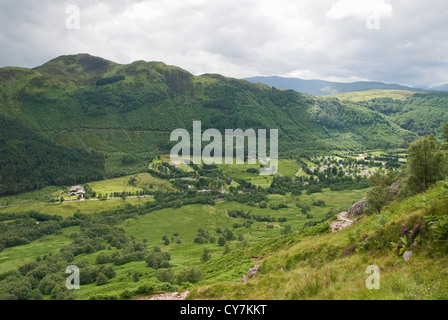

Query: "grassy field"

xmin=0 ymin=182 xmax=368 ymax=300
xmin=0 ymin=186 xmax=67 ymax=206
xmin=0 ymin=154 xmax=372 ymax=300
xmin=0 ymin=172 xmax=172 ymax=207
xmin=329 ymin=90 xmax=417 ymax=102
xmin=0 ymin=196 xmax=154 ymax=217
xmin=216 ymin=158 xmax=301 ymax=187
xmin=88 ymin=172 xmax=174 ymax=194
xmin=0 ymin=226 xmax=78 ymax=274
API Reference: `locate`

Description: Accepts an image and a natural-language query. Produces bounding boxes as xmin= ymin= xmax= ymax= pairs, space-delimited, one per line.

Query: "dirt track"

xmin=330 ymin=211 xmax=355 ymax=232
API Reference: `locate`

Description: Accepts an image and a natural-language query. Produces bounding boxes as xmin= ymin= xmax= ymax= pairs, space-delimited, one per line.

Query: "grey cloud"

xmin=0 ymin=0 xmax=446 ymax=87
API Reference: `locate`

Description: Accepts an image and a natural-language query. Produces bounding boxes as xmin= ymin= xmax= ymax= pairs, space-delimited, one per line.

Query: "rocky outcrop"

xmin=241 ymin=265 xmax=260 ymax=283
xmin=389 ymin=182 xmax=401 ymax=196
xmin=347 ymin=197 xmax=368 ymax=217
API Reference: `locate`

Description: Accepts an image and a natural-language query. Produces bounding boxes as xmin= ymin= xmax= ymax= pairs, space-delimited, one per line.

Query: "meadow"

xmin=189 ymin=181 xmax=448 ymax=300
xmin=0 ymin=159 xmax=369 ymax=299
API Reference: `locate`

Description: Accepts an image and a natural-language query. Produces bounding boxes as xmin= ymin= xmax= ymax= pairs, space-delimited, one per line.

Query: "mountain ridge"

xmin=243 ymin=75 xmax=442 ymax=96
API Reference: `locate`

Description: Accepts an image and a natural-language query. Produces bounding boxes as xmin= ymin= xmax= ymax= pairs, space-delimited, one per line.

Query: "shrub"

xmin=224 ymin=229 xmax=235 ymax=241
xmin=218 ymin=236 xmax=226 ymax=246
xmin=175 ymin=267 xmax=202 ymax=284
xmin=96 ymin=253 xmax=112 ymax=264
xmin=281 ymin=224 xmax=293 ymax=235
xmin=156 ymin=269 xmax=175 ymax=284
xmin=312 ymin=200 xmax=326 ymax=207
xmin=201 ymin=248 xmax=211 ymax=262
xmin=96 ymin=272 xmax=108 ymax=286
xmin=146 ymin=251 xmax=171 ymax=269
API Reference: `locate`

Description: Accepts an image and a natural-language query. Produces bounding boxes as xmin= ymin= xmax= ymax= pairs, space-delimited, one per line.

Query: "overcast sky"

xmin=0 ymin=0 xmax=447 ymax=87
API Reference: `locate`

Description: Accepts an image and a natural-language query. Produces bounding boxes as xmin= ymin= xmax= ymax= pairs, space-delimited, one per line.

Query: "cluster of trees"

xmin=365 ymin=124 xmax=448 ymax=215
xmin=0 ymin=187 xmax=224 ymax=299
xmin=296 ymin=203 xmax=312 ymax=218
xmin=0 ymin=211 xmax=76 ymax=251
xmin=362 ymin=92 xmax=448 ymax=136
xmin=216 ymin=228 xmax=236 ymax=246
xmin=264 ymin=171 xmax=369 ymax=197
xmin=194 ymin=228 xmax=214 ymax=244
xmin=227 ymin=209 xmax=282 ymax=223
xmin=191 ymin=226 xmax=237 ymax=248
xmin=0 ymin=252 xmax=77 ymax=300
xmin=146 ymin=247 xmax=171 ymax=269
xmin=302 ymin=209 xmax=336 ymax=228
xmin=301 ymin=165 xmax=370 ymax=191
xmin=155 ymin=266 xmax=202 ymax=285
xmin=76 ymin=82 xmax=167 ymax=115
xmin=149 ymin=163 xmax=196 ymax=180
xmin=95 ymin=75 xmax=125 ymax=86
xmin=268 ymin=176 xmax=304 ymax=195
xmin=226 ymin=188 xmax=268 ymax=204
xmin=0 ymin=249 xmax=119 ymax=300
xmin=312 ymin=200 xmax=326 ymax=207
xmin=0 ymin=117 xmax=105 ymax=195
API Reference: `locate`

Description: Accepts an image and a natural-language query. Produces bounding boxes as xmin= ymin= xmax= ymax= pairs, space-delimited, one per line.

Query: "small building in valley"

xmin=69 ymin=186 xmax=86 ymax=198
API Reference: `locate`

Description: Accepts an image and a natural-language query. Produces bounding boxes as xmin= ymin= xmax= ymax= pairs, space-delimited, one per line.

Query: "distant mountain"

xmin=431 ymin=83 xmax=448 ymax=91
xmin=243 ymin=76 xmax=426 ymax=96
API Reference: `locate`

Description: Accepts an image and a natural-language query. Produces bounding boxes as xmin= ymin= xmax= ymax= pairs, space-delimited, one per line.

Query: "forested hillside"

xmin=355 ymin=92 xmax=448 ymax=136
xmin=0 ymin=55 xmax=416 ymax=177
xmin=0 ymin=117 xmax=105 ymax=195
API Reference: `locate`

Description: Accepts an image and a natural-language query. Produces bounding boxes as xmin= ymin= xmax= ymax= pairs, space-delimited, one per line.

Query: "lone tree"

xmin=201 ymin=248 xmax=211 ymax=262
xmin=442 ymin=122 xmax=448 ymax=149
xmin=406 ymin=135 xmax=446 ymax=193
xmin=365 ymin=171 xmax=395 ymax=215
xmin=217 ymin=236 xmax=226 ymax=247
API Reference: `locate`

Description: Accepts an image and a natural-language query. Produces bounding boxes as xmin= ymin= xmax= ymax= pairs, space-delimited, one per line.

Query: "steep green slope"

xmin=188 ymin=180 xmax=448 ymax=300
xmin=331 ymin=91 xmax=448 ymax=137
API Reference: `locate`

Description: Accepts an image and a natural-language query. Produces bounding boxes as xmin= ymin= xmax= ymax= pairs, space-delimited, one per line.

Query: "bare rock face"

xmin=347 ymin=197 xmax=368 ymax=217
xmin=389 ymin=182 xmax=401 ymax=196
xmin=241 ymin=265 xmax=261 ymax=283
